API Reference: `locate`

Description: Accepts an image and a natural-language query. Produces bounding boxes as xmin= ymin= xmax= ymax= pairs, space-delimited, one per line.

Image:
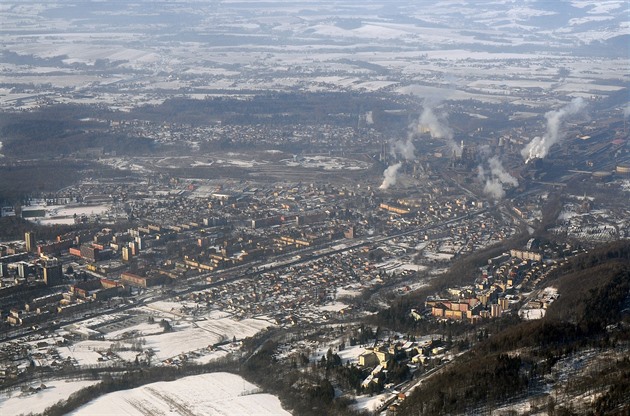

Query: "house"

xmin=359 ymin=350 xmax=378 ymax=367
xmin=374 ymin=347 xmax=391 ymax=367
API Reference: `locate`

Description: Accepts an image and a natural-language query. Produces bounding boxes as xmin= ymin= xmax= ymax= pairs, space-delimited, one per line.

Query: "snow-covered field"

xmin=283 ymin=156 xmax=370 ymax=171
xmin=32 ymin=204 xmax=111 ymax=225
xmin=0 ymin=1 xmax=627 ymax=111
xmin=214 ymin=158 xmax=268 ymax=168
xmin=143 ymin=317 xmax=273 ymax=362
xmin=70 ymin=373 xmax=290 ymax=416
xmin=0 ymin=379 xmax=99 ymax=416
xmin=58 ymin=340 xmax=110 ymax=366
xmin=51 ymin=205 xmax=110 ymax=217
xmin=337 ymin=344 xmax=367 ymax=365
xmin=376 ymin=259 xmax=427 ymax=274
xmin=62 ymin=311 xmax=274 ymax=366
xmin=352 ymin=392 xmax=391 ymax=413
xmin=318 ymin=301 xmax=350 ymax=313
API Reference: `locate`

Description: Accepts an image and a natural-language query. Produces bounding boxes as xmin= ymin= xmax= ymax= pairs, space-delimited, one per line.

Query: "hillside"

xmin=397 ymin=241 xmax=630 ymax=415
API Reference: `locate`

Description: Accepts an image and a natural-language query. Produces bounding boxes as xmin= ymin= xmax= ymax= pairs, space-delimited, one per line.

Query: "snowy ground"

xmin=30 ymin=204 xmax=111 ymax=225
xmin=0 ymin=1 xmax=628 ymax=111
xmin=352 ymin=392 xmax=391 ymax=413
xmin=491 ymin=399 xmax=534 ymax=415
xmin=282 ymin=156 xmax=370 ymax=171
xmin=318 ymin=302 xmax=350 ymax=313
xmin=142 ymin=317 xmax=273 ymax=363
xmin=519 ymin=308 xmax=546 ymax=320
xmin=337 ymin=344 xmax=367 ymax=365
xmin=0 ymin=379 xmax=99 ymax=416
xmin=519 ymin=287 xmax=559 ymax=320
xmin=54 ymin=309 xmax=275 ymax=367
xmin=375 ymin=259 xmax=428 ymax=274
xmin=336 ymin=284 xmax=363 ymax=298
xmin=70 ymin=373 xmax=290 ymax=416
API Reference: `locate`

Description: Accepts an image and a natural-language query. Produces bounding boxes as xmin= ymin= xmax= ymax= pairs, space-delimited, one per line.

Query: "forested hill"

xmin=398 ymin=240 xmax=630 ymax=416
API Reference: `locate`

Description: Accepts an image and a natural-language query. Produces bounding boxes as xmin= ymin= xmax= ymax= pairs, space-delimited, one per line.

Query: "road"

xmin=0 ymin=208 xmax=488 ymax=344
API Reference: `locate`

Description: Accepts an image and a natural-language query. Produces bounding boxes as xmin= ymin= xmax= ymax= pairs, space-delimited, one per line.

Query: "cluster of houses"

xmin=186 ymin=250 xmax=400 ymax=326
xmin=420 ymin=247 xmax=563 ymax=324
xmin=357 ymin=337 xmax=451 ymax=391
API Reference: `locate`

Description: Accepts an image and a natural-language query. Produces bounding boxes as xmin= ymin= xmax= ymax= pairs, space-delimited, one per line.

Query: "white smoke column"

xmin=393 ymin=97 xmax=455 ymax=160
xmin=477 ymin=164 xmax=486 ymax=183
xmin=414 ymin=104 xmax=461 ymax=157
xmin=479 ymin=157 xmax=518 ymax=200
xmin=388 ymin=118 xmax=416 ymax=161
xmin=379 ymin=162 xmax=402 ymax=190
xmin=624 ymin=104 xmax=630 ymax=118
xmin=484 ymin=178 xmax=506 ymax=200
xmin=391 ymin=138 xmax=415 ymax=161
xmin=522 ymin=97 xmax=586 ymax=163
xmin=488 ymin=156 xmax=518 ymax=187
xmin=418 ymin=106 xmax=453 ymax=141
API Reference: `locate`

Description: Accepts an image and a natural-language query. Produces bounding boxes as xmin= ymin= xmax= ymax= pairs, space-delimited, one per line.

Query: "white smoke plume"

xmin=411 ymin=103 xmax=461 ymax=157
xmin=418 ymin=106 xmax=453 ymax=141
xmin=382 ymin=117 xmax=416 ymax=191
xmin=484 ymin=178 xmax=506 ymax=200
xmin=479 ymin=156 xmax=518 ymax=200
xmin=379 ymin=162 xmax=402 ymax=190
xmin=521 ymin=97 xmax=586 ymax=163
xmin=380 ymin=99 xmax=457 ymax=190
xmin=391 ymin=138 xmax=416 ymax=161
xmin=623 ymin=104 xmax=630 ymax=118
xmin=489 ymin=156 xmax=518 ymax=187
xmin=382 ymin=122 xmax=416 ymax=189
xmin=477 ymin=164 xmax=486 ymax=183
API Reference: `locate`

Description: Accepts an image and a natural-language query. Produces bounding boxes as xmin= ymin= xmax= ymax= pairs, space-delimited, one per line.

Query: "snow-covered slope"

xmin=71 ymin=373 xmax=290 ymax=416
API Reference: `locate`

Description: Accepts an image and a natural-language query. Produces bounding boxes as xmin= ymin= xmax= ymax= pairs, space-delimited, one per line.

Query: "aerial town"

xmin=0 ymin=1 xmax=629 ymax=415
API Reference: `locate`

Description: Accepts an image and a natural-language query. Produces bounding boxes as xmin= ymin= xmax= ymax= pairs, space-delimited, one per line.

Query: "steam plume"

xmin=484 ymin=178 xmax=507 ymax=200
xmin=391 ymin=138 xmax=415 ymax=161
xmin=381 ymin=119 xmax=416 ymax=190
xmin=479 ymin=156 xmax=518 ymax=200
xmin=380 ymin=99 xmax=457 ymax=190
xmin=418 ymin=106 xmax=453 ymax=141
xmin=381 ymin=133 xmax=414 ymax=190
xmin=521 ymin=98 xmax=586 ymax=163
xmin=489 ymin=156 xmax=518 ymax=187
xmin=379 ymin=162 xmax=402 ymax=190
xmin=411 ymin=103 xmax=461 ymax=157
